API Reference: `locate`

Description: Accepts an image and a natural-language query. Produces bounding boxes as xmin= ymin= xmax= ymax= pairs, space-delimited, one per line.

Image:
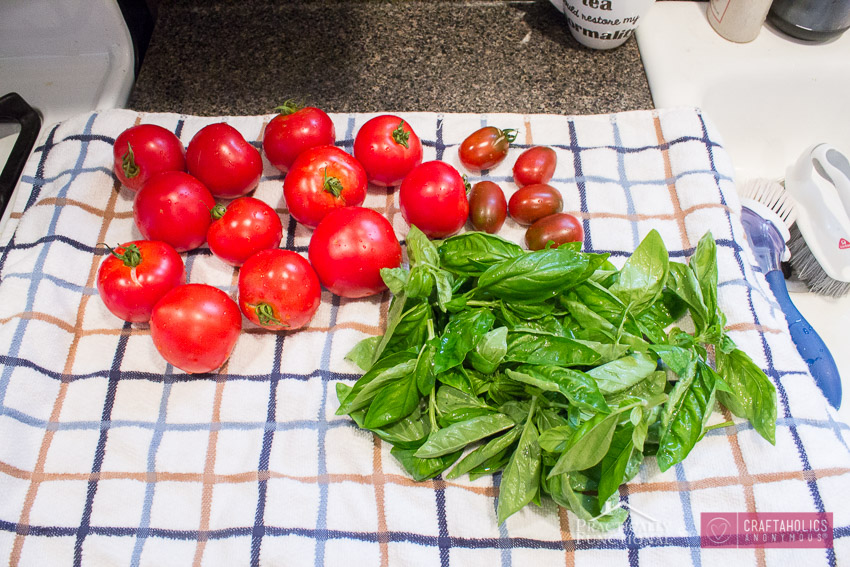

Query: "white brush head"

xmin=737 ymin=178 xmax=798 ymax=229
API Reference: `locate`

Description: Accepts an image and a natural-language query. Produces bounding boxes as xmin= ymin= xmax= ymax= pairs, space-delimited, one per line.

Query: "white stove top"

xmin=0 ymin=0 xmax=134 ymax=231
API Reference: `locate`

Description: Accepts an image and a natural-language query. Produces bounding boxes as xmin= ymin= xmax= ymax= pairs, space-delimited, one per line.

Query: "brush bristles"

xmin=738 ymin=178 xmax=797 ymax=228
xmin=788 ymin=226 xmax=850 ymax=297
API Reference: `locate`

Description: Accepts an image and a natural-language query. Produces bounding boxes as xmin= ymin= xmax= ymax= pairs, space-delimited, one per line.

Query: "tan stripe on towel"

xmin=372 ymin=436 xmax=390 ymax=567
xmin=653 ymin=115 xmax=691 ymax=251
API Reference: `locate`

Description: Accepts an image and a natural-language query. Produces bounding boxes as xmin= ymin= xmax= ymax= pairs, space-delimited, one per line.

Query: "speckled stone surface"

xmin=128 ymin=0 xmax=655 ymax=116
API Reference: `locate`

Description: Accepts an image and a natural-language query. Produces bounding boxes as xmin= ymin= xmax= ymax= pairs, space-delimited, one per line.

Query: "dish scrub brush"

xmin=738 ymin=177 xmax=842 ymax=409
xmin=784 ymin=143 xmax=850 ymax=297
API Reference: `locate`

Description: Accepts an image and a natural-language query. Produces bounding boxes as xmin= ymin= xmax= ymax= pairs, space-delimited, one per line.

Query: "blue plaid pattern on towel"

xmin=0 ymin=108 xmax=847 ymax=566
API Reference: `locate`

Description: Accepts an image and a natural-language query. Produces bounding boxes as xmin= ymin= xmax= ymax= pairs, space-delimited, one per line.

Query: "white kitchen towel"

xmin=0 ymin=108 xmax=847 ymax=566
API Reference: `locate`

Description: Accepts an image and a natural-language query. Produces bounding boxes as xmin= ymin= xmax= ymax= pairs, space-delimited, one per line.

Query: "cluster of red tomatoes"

xmin=98 ymin=105 xmax=581 ymax=374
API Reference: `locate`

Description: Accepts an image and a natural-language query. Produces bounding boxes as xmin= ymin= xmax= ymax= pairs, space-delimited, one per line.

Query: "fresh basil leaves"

xmin=337 ymin=227 xmax=778 ymax=528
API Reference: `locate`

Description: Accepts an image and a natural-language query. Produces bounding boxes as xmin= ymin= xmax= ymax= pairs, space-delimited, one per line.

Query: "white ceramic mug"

xmin=550 ymin=0 xmax=656 ymax=50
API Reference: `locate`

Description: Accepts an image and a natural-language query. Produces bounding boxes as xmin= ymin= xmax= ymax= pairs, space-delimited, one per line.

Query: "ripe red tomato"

xmin=97 ymin=240 xmax=185 ymax=323
xmin=513 ymin=146 xmax=557 ymax=188
xmin=207 ymin=197 xmax=283 ymax=266
xmin=263 ymin=101 xmax=336 ymax=173
xmin=353 ymin=115 xmax=423 ymax=186
xmin=133 ymin=171 xmax=216 ymax=252
xmin=458 ymin=126 xmax=517 ymax=171
xmin=283 ymin=145 xmax=367 ymax=228
xmin=308 ymin=207 xmax=402 ymax=298
xmin=113 ymin=124 xmax=186 ymax=192
xmin=468 ymin=181 xmax=507 ymax=233
xmin=508 ymin=183 xmax=563 ymax=226
xmin=150 ymin=284 xmax=242 ymax=374
xmin=186 ymin=123 xmax=263 ymax=199
xmin=238 ymin=249 xmax=321 ymax=330
xmin=525 ymin=213 xmax=583 ymax=250
xmin=399 ymin=161 xmax=469 ymax=239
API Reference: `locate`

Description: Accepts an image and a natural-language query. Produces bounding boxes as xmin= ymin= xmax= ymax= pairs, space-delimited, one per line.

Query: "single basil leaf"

xmin=363 ymin=374 xmax=421 ymax=429
xmin=656 ymin=360 xmax=718 ymax=471
xmin=352 ymin=402 xmax=430 ymax=450
xmin=384 ymin=300 xmax=432 ymax=355
xmin=715 ymin=348 xmax=777 ymax=445
xmin=391 ymin=446 xmax=462 ymax=481
xmin=564 ymin=298 xmax=616 ymax=335
xmin=336 ymin=351 xmax=417 ymax=415
xmin=435 ymin=385 xmax=495 ymax=426
xmin=572 ymin=339 xmax=630 ymax=364
xmin=345 ymin=336 xmax=381 ymax=371
xmin=505 ymin=331 xmax=601 ymax=367
xmin=467 ymin=447 xmax=514 ymax=480
xmin=661 ymin=353 xmax=698 ymax=427
xmin=445 ymin=289 xmax=474 ymax=313
xmin=405 ymin=265 xmax=435 ymax=299
xmin=666 ymin=261 xmax=708 ymax=334
xmin=502 ymin=309 xmax=571 ymax=337
xmin=434 ymin=270 xmax=454 ymax=311
xmin=610 ymin=229 xmax=669 ymax=315
xmin=644 ymin=288 xmax=689 ymax=328
xmin=635 ymin=312 xmax=668 ymax=345
xmin=690 ymin=231 xmax=718 ymax=323
xmin=538 ymin=424 xmax=574 ymax=453
xmin=438 ymin=406 xmax=495 ymax=428
xmin=605 ymin=371 xmax=668 ymax=409
xmin=407 ymin=225 xmax=440 ymax=267
xmin=414 ymin=413 xmax=515 ymax=458
xmin=596 ymin=423 xmax=635 ymax=507
xmin=468 ymin=326 xmax=509 ymax=375
xmin=380 ymin=267 xmax=409 ymax=295
xmin=487 ymin=375 xmax=531 ymax=407
xmin=631 ymin=408 xmax=650 ymax=451
xmin=548 ymin=412 xmax=619 ymax=477
xmin=437 ymin=232 xmax=524 ymax=276
xmin=437 ymin=367 xmax=476 ymax=396
xmin=496 ymin=406 xmax=541 ymax=524
xmin=566 ymin=299 xmax=648 ymax=349
xmin=497 ymin=399 xmax=532 ymax=424
xmin=446 ymin=425 xmax=521 ymax=480
xmin=501 ymin=300 xmax=556 ymax=320
xmin=506 ymin=365 xmax=610 ymax=414
xmin=433 ymin=308 xmax=495 ymax=374
xmin=414 ymin=339 xmax=438 ymax=396
xmin=371 ymin=290 xmax=408 ymax=364
xmin=536 ymin=407 xmax=570 ymax=432
xmin=718 ymin=333 xmax=737 ymax=354
xmin=336 ymin=382 xmax=352 ymax=405
xmin=477 ymin=248 xmax=607 ymax=303
xmin=588 ymin=353 xmax=658 ymax=394
xmin=649 ymin=344 xmax=696 ymax=377
xmin=568 ymin=282 xmax=628 ymax=324
xmin=545 ymin=472 xmax=628 ymax=530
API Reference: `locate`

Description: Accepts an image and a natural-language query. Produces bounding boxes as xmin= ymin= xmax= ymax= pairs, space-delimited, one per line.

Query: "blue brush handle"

xmin=766 ymin=270 xmax=842 ymax=409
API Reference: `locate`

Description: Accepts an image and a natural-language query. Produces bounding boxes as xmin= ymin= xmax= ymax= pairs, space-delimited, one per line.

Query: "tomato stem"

xmin=121 ymin=143 xmax=140 ymax=179
xmin=462 ymin=174 xmax=472 ymax=193
xmin=322 ymin=167 xmax=345 ymax=198
xmin=274 ymin=99 xmax=302 ymax=116
xmin=101 ymin=242 xmax=142 ymax=268
xmin=210 ymin=203 xmax=227 ymax=220
xmin=500 ymin=128 xmax=518 ymax=144
xmin=254 ymin=302 xmax=285 ymax=327
xmin=391 ymin=120 xmax=411 ymax=149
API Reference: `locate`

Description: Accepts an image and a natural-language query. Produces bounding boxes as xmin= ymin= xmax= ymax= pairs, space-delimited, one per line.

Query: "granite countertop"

xmin=128 ymin=0 xmax=655 ymax=116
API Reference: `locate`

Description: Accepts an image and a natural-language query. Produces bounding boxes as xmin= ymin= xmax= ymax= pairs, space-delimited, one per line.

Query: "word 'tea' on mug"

xmin=549 ymin=0 xmax=656 ymax=50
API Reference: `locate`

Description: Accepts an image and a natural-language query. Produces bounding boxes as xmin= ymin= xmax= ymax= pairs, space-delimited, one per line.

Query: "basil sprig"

xmin=337 ymin=227 xmax=777 ymax=528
